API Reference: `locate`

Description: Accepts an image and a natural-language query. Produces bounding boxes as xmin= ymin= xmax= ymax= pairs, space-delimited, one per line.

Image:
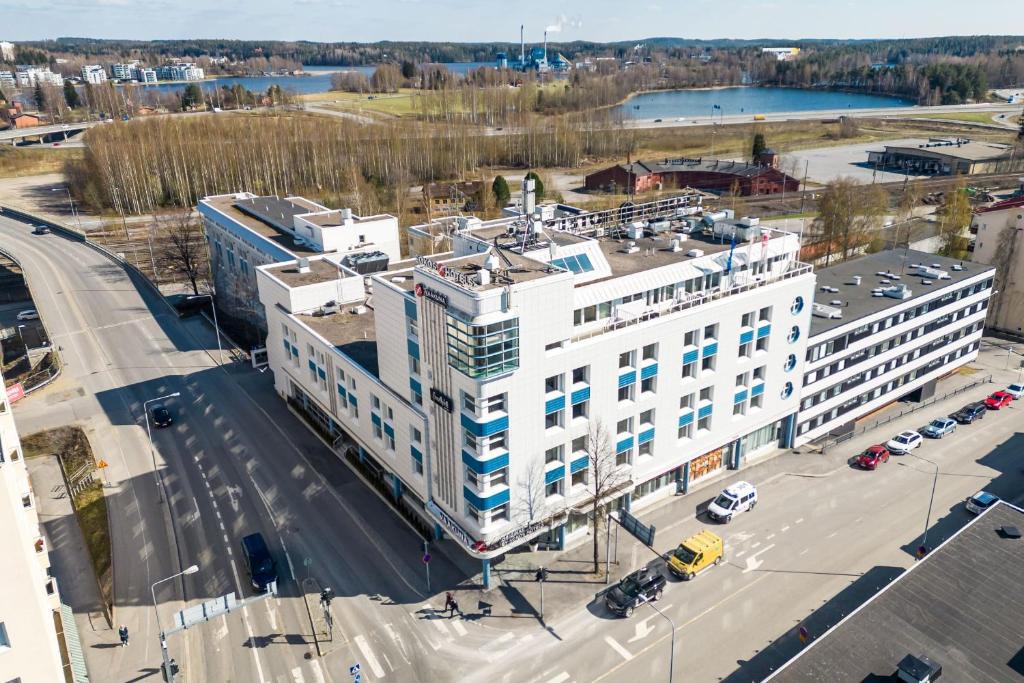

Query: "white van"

xmin=707 ymin=481 xmax=758 ymax=523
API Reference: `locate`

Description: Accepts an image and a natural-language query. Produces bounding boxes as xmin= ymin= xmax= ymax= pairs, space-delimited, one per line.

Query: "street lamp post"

xmin=145 ymin=391 xmax=181 ymax=503
xmin=908 ymin=452 xmax=940 ymax=558
xmin=50 ymin=186 xmax=82 ymax=232
xmin=151 ymin=564 xmax=199 ymax=683
xmin=193 ymin=293 xmax=223 ymax=365
xmin=639 ymin=595 xmax=676 ymax=682
xmin=111 ymin=185 xmax=131 ymax=240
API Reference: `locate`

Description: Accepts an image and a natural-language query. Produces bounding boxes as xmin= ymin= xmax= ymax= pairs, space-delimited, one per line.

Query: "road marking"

xmin=728 ymin=531 xmax=755 ymax=544
xmin=451 ymin=620 xmax=468 ymax=637
xmin=780 ymin=526 xmax=790 ymax=532
xmin=211 ymin=499 xmax=218 ymax=510
xmin=213 ymin=619 xmax=229 ymax=642
xmin=266 ymin=602 xmax=277 ymax=630
xmin=219 ymin=520 xmax=226 ymax=531
xmin=743 ymin=543 xmax=776 ymax=573
xmin=422 ymin=605 xmax=451 ymax=638
xmin=546 ymin=674 xmax=571 ymax=683
xmin=222 ymin=533 xmax=230 ymax=544
xmin=751 ymin=542 xmax=761 ymax=549
xmin=735 ymin=549 xmax=747 ymax=558
xmin=354 ymin=634 xmax=386 ymax=678
xmin=799 ymin=548 xmax=810 ymax=556
xmin=307 ymin=660 xmax=326 ymax=683
xmin=766 ymin=534 xmax=775 ymax=540
xmin=604 ymin=635 xmax=633 ymax=661
xmin=795 ymin=518 xmax=804 ymax=524
xmin=290 ymin=666 xmax=304 ymax=683
xmin=826 ymin=531 xmax=838 ymax=539
xmin=628 ymin=605 xmax=672 ymax=643
xmin=384 ymin=623 xmax=411 ymax=664
xmin=855 ymin=516 xmax=863 ymax=523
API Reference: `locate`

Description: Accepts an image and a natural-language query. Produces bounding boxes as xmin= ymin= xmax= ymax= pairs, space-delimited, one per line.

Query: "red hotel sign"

xmin=6 ymin=383 xmax=25 ymax=403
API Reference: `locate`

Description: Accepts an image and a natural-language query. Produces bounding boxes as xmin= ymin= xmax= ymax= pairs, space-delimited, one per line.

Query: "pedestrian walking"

xmin=444 ymin=592 xmax=454 ymax=617
xmin=118 ymin=625 xmax=129 ymax=647
xmin=450 ymin=597 xmax=461 ymax=618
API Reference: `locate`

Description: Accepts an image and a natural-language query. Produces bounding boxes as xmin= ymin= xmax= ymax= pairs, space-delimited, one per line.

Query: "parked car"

xmin=885 ymin=430 xmax=922 ymax=454
xmin=952 ymin=402 xmax=987 ymax=424
xmin=240 ymin=532 xmax=277 ymax=592
xmin=1005 ymin=383 xmax=1024 ymax=400
xmin=16 ymin=309 xmax=39 ymax=321
xmin=985 ymin=391 xmax=1013 ymax=410
xmin=667 ymin=531 xmax=723 ymax=580
xmin=604 ymin=565 xmax=666 ymax=617
xmin=965 ymin=490 xmax=1000 ymax=515
xmin=31 ymin=225 xmax=50 ymax=235
xmin=857 ymin=445 xmax=890 ymax=470
xmin=148 ymin=402 xmax=173 ymax=428
xmin=922 ymin=417 xmax=957 ymax=439
xmin=707 ymin=481 xmax=758 ymax=523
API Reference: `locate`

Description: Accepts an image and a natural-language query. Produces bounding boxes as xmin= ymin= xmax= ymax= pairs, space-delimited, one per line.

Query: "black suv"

xmin=149 ymin=403 xmax=173 ymax=428
xmin=605 ymin=565 xmax=666 ymax=617
xmin=241 ymin=532 xmax=277 ymax=592
xmin=952 ymin=402 xmax=986 ymax=425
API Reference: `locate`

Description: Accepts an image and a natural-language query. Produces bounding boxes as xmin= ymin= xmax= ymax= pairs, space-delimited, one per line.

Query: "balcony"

xmin=572 ymin=262 xmax=814 ymax=343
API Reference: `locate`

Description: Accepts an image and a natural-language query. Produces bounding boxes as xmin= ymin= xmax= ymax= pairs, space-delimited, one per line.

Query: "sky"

xmin=2 ymin=0 xmax=1021 ymax=44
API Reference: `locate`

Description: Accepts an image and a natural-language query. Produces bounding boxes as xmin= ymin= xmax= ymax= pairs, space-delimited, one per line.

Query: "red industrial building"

xmin=585 ymin=157 xmax=800 ymax=196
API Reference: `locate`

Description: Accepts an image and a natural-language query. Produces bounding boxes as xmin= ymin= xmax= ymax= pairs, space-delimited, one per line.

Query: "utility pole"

xmin=908 ymin=452 xmax=939 ymax=559
xmin=639 ymin=594 xmax=676 ymax=683
xmin=320 ymin=587 xmax=334 ymax=640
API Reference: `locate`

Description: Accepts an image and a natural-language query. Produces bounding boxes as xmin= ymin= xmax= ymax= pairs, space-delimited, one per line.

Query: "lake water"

xmin=121 ymin=63 xmax=493 ymax=97
xmin=616 ymin=87 xmax=914 ymax=119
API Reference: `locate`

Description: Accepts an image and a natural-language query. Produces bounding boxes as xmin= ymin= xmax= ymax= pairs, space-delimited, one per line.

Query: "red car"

xmin=857 ymin=445 xmax=890 ymax=470
xmin=985 ymin=391 xmax=1013 ymax=410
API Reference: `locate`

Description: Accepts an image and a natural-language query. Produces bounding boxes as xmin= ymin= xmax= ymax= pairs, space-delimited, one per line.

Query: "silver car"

xmin=922 ymin=417 xmax=956 ymax=439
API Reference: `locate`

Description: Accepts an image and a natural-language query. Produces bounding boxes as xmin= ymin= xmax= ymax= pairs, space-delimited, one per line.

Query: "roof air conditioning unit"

xmin=350 ymin=305 xmax=368 ymax=315
xmin=686 ymin=249 xmax=704 ymax=258
xmin=477 ymin=269 xmax=491 ymax=286
xmin=297 ymin=257 xmax=311 ymax=274
xmin=896 ymin=654 xmax=942 ymax=683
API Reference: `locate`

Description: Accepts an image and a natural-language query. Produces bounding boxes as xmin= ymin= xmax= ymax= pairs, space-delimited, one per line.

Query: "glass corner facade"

xmin=445 ymin=312 xmax=520 ymax=379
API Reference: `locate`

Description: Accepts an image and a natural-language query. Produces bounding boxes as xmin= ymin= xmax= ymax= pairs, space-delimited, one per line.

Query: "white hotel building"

xmin=795 ymin=250 xmax=994 ymax=444
xmin=256 ymin=195 xmax=816 ymax=583
xmin=0 ymin=369 xmax=66 ymax=682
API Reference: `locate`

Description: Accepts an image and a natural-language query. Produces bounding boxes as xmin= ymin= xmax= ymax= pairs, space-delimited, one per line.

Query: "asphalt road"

xmin=0 ymin=215 xmax=509 ymax=683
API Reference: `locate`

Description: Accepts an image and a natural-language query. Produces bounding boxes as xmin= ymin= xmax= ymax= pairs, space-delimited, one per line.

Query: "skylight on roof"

xmin=550 ymin=254 xmax=595 ymax=274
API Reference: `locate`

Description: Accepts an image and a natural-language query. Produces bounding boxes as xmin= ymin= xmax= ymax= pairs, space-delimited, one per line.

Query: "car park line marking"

xmin=290 ymin=666 xmax=305 ymax=683
xmin=355 ymin=634 xmax=386 ymax=677
xmin=604 ymin=635 xmax=633 ymax=661
xmin=827 ymin=531 xmax=838 ymax=539
xmin=546 ymin=673 xmax=571 ymax=683
xmin=780 ymin=526 xmax=790 ymax=532
xmin=451 ymin=620 xmax=468 ymax=637
xmin=307 ymin=660 xmax=326 ymax=683
xmin=795 ymin=518 xmax=804 ymax=524
xmin=751 ymin=542 xmax=761 ymax=549
xmin=766 ymin=534 xmax=775 ymax=540
xmin=799 ymin=548 xmax=809 ymax=556
xmin=735 ymin=550 xmax=747 ymax=558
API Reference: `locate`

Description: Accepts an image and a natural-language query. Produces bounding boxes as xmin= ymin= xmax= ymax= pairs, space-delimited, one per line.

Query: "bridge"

xmin=0 ymin=121 xmax=97 ymax=145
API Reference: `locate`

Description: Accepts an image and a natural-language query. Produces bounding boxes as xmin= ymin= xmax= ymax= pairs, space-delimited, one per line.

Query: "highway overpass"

xmin=0 ymin=121 xmax=97 ymax=145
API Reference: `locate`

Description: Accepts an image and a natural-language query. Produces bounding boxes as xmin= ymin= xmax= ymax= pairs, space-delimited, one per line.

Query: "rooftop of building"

xmin=202 ymin=194 xmax=320 ymax=256
xmin=297 ymin=306 xmax=380 ymax=377
xmin=595 ymin=230 xmax=735 ymax=279
xmin=809 ymin=249 xmax=994 ymax=336
xmin=769 ymin=502 xmax=1024 ymax=682
xmin=300 ymin=210 xmax=393 ymax=227
xmin=604 ymin=157 xmax=790 ymax=179
xmin=266 ymin=258 xmax=348 ymax=288
xmin=877 ymin=138 xmax=1015 ymax=162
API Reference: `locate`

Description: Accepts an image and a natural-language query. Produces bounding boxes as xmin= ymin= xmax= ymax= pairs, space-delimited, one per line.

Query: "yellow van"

xmin=667 ymin=530 xmax=724 ymax=580
xmin=753 ymin=114 xmax=766 ymax=121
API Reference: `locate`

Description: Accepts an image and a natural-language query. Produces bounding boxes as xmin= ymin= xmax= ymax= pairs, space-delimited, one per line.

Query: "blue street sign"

xmin=422 ymin=553 xmax=431 ymax=564
xmin=349 ymin=664 xmax=361 ymax=676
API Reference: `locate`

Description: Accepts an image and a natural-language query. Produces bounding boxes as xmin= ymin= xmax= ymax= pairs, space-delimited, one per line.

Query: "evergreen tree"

xmin=63 ymin=80 xmax=80 ymax=109
xmin=400 ymin=60 xmax=417 ymax=79
xmin=491 ymin=175 xmax=511 ymax=206
xmin=181 ymin=83 xmax=203 ymax=110
xmin=524 ymin=171 xmax=544 ymax=200
xmin=0 ymin=86 xmax=7 ymax=103
xmin=33 ymin=82 xmax=46 ymax=111
xmin=751 ymin=132 xmax=766 ymax=162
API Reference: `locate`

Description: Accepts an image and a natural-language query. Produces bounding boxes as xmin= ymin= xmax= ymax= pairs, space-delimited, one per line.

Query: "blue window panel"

xmin=463 ymin=485 xmax=510 ymax=511
xmin=462 ymin=450 xmax=510 ymax=474
xmin=407 ymin=339 xmax=420 ymax=360
xmin=545 ymin=466 xmax=565 ymax=484
xmin=698 ymin=404 xmax=713 ymax=419
xmin=291 ymin=346 xmax=299 ymax=358
xmin=682 ymin=349 xmax=699 ymax=365
xmin=618 ymin=371 xmax=637 ymax=388
xmin=570 ymin=455 xmax=589 ymax=473
xmin=640 ymin=363 xmax=658 ymax=380
xmin=460 ymin=413 xmax=510 ymax=437
xmin=550 ymin=254 xmax=595 ymax=274
xmin=678 ymin=412 xmax=694 ymax=427
xmin=317 ymin=367 xmax=326 ymax=380
xmin=411 ymin=446 xmax=423 ymax=463
xmin=409 ymin=378 xmax=422 ymax=395
xmin=751 ymin=383 xmax=765 ymax=397
xmin=337 ymin=384 xmax=347 ymax=398
xmin=616 ymin=436 xmax=634 ymax=453
xmin=702 ymin=343 xmax=718 ymax=358
xmin=571 ymin=386 xmax=591 ymax=405
xmin=283 ymin=339 xmax=291 ymax=353
xmin=545 ymin=395 xmax=566 ymax=414
xmin=734 ymin=389 xmax=748 ymax=403
xmin=383 ymin=423 xmax=395 ymax=438
xmin=739 ymin=330 xmax=754 ymax=345
xmin=371 ymin=413 xmax=382 ymax=427
xmin=404 ymin=298 xmax=418 ymax=320
xmin=308 ymin=359 xmax=316 ymax=371
xmin=757 ymin=324 xmax=772 ymax=339
xmin=349 ymin=395 xmax=358 ymax=407
xmin=638 ymin=428 xmax=655 ymax=444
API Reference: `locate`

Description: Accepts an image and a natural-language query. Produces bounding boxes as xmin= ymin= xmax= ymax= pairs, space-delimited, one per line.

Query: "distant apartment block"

xmin=81 ymin=64 xmax=107 ymax=85
xmin=197 ymin=193 xmax=401 ymax=338
xmin=0 ymin=70 xmax=15 ymax=89
xmin=139 ymin=68 xmax=158 ymax=83
xmin=15 ymin=65 xmax=63 ymax=87
xmin=762 ymin=47 xmax=801 ymax=61
xmin=111 ymin=61 xmax=140 ymax=80
xmin=156 ymin=62 xmax=205 ymax=81
xmin=0 ymin=41 xmax=14 ymax=62
xmin=795 ymin=250 xmax=993 ymax=444
xmin=970 ymin=195 xmax=1024 ymax=335
xmin=0 ymin=369 xmax=67 ymax=682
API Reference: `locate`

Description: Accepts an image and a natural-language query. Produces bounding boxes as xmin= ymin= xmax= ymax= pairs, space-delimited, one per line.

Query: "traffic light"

xmin=161 ymin=659 xmax=179 ymax=681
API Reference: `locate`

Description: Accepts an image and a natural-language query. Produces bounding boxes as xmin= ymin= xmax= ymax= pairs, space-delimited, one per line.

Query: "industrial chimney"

xmin=520 ymin=25 xmax=525 ymax=65
xmin=544 ymin=31 xmax=548 ymax=65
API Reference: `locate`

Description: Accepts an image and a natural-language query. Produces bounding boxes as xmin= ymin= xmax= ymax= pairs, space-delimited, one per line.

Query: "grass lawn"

xmin=73 ymin=482 xmax=112 ymax=591
xmin=0 ymin=146 xmax=83 ymax=179
xmin=909 ymin=112 xmax=1003 ymax=124
xmin=301 ymin=88 xmax=422 ymax=116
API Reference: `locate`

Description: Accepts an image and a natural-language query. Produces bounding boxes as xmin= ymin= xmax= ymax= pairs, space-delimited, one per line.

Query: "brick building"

xmin=585 ymin=158 xmax=800 ymax=196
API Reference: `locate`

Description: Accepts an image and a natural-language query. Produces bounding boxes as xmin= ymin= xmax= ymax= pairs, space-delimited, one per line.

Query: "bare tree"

xmin=586 ymin=419 xmax=629 ymax=574
xmin=937 ymin=176 xmax=972 ymax=260
xmin=515 ymin=457 xmax=549 ymax=529
xmin=158 ymin=208 xmax=209 ymax=295
xmin=813 ymin=177 xmax=888 ymax=265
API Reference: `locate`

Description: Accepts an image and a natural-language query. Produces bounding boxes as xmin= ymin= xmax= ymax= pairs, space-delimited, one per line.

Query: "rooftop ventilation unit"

xmin=883 ymin=284 xmax=912 ymax=299
xmin=668 ymin=238 xmax=683 ymax=252
xmin=350 ymin=305 xmax=368 ymax=315
xmin=896 ymin=654 xmax=942 ymax=683
xmin=477 ymin=269 xmax=491 ymax=286
xmin=830 ymin=299 xmax=842 ymax=306
xmin=686 ymin=249 xmax=705 ymax=258
xmin=622 ymin=241 xmax=640 ymax=254
xmin=1000 ymin=525 xmax=1021 ymax=539
xmin=297 ymin=257 xmax=311 ymax=274
xmin=917 ymin=266 xmax=950 ymax=280
xmin=812 ymin=303 xmax=843 ymax=319
xmin=922 ymin=280 xmax=933 ymax=285
xmin=819 ymin=286 xmax=839 ymax=294
xmin=952 ymin=264 xmax=964 ymax=272
xmin=849 ymin=275 xmax=862 ymax=286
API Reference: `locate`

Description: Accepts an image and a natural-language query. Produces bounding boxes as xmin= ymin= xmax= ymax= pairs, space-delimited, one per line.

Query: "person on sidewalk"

xmin=449 ymin=596 xmax=461 ymax=618
xmin=444 ymin=592 xmax=454 ymax=617
xmin=118 ymin=625 xmax=129 ymax=647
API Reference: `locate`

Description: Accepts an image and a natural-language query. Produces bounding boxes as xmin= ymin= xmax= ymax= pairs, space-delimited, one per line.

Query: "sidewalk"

xmin=433 ymin=340 xmax=1021 ymax=629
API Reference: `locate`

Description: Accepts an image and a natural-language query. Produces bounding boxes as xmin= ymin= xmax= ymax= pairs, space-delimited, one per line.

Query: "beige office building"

xmin=971 ymin=195 xmax=1024 ymax=335
xmin=0 ymin=370 xmax=66 ymax=683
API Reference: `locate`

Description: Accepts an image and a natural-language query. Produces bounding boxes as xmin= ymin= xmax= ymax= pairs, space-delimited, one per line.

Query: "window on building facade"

xmin=701 ymin=355 xmax=716 ymax=372
xmin=681 ymin=393 xmax=695 ymax=410
xmin=546 ymin=480 xmax=563 ymax=497
xmin=741 ymin=311 xmax=755 ymax=328
xmin=678 ymin=423 xmax=693 ymax=439
xmin=409 ymin=356 xmax=420 ymax=375
xmin=697 ymin=415 xmax=712 ymax=432
xmin=616 ymin=449 xmax=632 ymax=466
xmin=462 ymin=393 xmax=477 ymax=415
xmin=617 ymin=417 xmax=633 ymax=436
xmin=545 ymin=374 xmax=563 ymax=393
xmin=412 ymin=458 xmax=424 ymax=475
xmin=483 ymin=394 xmax=506 ymax=414
xmin=371 ymin=395 xmax=381 ymax=410
xmin=750 ymin=393 xmax=763 ymax=410
xmin=684 ymin=330 xmax=698 ymax=347
xmin=640 ymin=409 xmax=655 ymax=428
xmin=641 ymin=376 xmax=656 ymax=394
xmin=733 ymin=401 xmax=747 ymax=416
xmin=572 ymin=401 xmax=588 ymax=420
xmin=373 ymin=423 xmax=383 ymax=440
xmin=759 ymin=306 xmax=772 ymax=322
xmin=545 ymin=410 xmax=563 ymax=430
xmin=618 ymin=384 xmax=635 ymax=402
xmin=682 ymin=360 xmax=697 ymax=380
xmin=642 ymin=343 xmax=658 ymax=361
xmin=699 ymin=386 xmax=714 ymax=402
xmin=739 ymin=341 xmax=752 ymax=358
xmin=546 ymin=445 xmax=564 ymax=464
xmin=571 ymin=469 xmax=588 ymax=488
xmin=572 ymin=435 xmax=587 ymax=456
xmin=463 ymin=428 xmax=478 ymax=451
xmin=756 ymin=336 xmax=769 ymax=353
xmin=638 ymin=442 xmax=653 ymax=458
xmin=411 ymin=427 xmax=422 ymax=443
xmin=736 ymin=372 xmax=749 ymax=387
xmin=704 ymin=324 xmax=718 ymax=342
xmin=753 ymin=365 xmax=766 ymax=381
xmin=446 ymin=314 xmax=520 ymax=379
xmin=386 ymin=433 xmax=395 ymax=451
xmin=572 ymin=366 xmax=589 ymax=384
xmin=619 ymin=350 xmax=635 ymax=369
